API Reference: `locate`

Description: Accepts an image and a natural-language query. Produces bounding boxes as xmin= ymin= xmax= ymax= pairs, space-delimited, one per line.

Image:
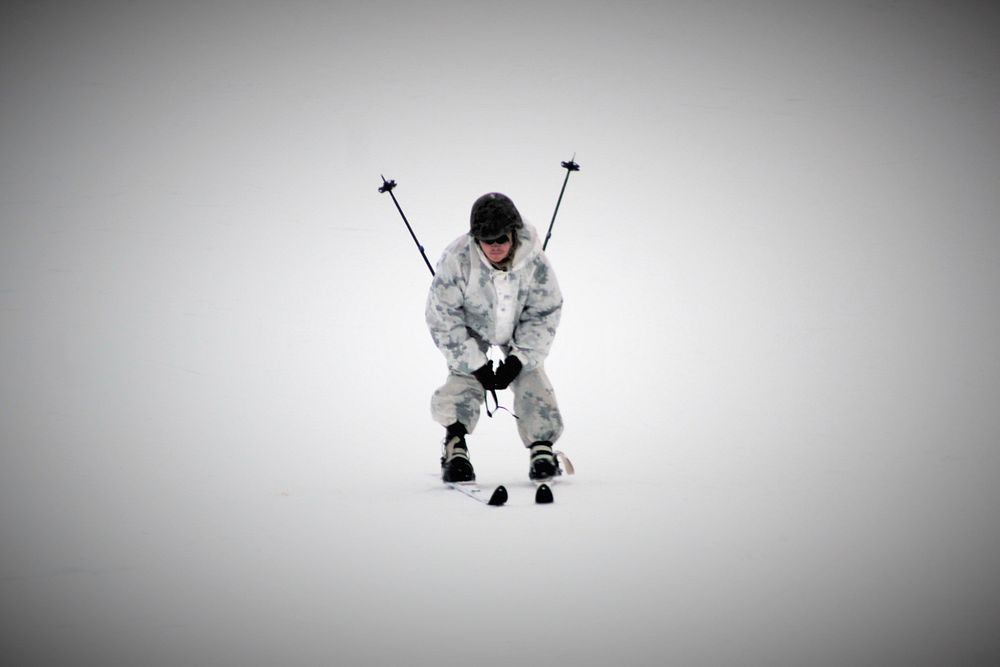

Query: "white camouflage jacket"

xmin=426 ymin=223 xmax=562 ymax=375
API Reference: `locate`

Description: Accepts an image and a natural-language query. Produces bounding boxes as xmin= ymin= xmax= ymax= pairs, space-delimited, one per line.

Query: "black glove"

xmin=493 ymin=355 xmax=522 ymax=390
xmin=471 ymin=361 xmax=497 ymax=390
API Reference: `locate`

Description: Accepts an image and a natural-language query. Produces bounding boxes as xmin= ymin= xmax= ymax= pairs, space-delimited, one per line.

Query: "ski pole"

xmin=379 ymin=175 xmax=435 ymax=277
xmin=543 ymin=155 xmax=581 ymax=251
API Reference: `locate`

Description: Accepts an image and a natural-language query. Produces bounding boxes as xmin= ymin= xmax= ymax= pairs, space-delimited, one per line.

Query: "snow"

xmin=2 ymin=1 xmax=999 ymax=665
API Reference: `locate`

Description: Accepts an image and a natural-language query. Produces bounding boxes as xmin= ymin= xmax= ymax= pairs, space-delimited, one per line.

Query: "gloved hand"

xmin=493 ymin=355 xmax=522 ymax=390
xmin=471 ymin=361 xmax=497 ymax=390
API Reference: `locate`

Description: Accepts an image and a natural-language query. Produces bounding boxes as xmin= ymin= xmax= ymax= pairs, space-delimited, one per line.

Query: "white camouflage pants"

xmin=431 ymin=366 xmax=563 ymax=446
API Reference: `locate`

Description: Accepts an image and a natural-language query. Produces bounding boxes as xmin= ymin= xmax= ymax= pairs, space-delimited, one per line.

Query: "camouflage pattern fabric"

xmin=425 ymin=223 xmax=562 ymax=375
xmin=426 ymin=223 xmax=564 ymax=443
xmin=430 ymin=366 xmax=564 ymax=445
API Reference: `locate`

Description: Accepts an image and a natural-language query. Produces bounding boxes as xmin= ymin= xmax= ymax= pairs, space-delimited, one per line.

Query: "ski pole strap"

xmin=484 ymin=388 xmax=518 ymax=419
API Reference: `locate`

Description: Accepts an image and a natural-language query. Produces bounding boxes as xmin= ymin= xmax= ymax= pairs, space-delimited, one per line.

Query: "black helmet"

xmin=469 ymin=192 xmax=523 ymax=239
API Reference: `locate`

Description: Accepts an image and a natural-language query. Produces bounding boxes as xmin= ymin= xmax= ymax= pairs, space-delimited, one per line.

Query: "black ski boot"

xmin=528 ymin=441 xmax=561 ymax=480
xmin=441 ymin=423 xmax=475 ymax=483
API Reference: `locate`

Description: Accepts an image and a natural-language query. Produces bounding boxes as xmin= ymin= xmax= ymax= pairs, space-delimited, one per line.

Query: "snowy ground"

xmin=2 ymin=2 xmax=999 ymax=665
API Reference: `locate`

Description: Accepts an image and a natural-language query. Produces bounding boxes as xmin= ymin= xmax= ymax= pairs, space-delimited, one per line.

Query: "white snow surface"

xmin=2 ymin=2 xmax=999 ymax=666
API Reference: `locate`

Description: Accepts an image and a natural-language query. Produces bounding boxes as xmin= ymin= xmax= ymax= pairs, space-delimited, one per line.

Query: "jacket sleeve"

xmin=510 ymin=256 xmax=562 ymax=371
xmin=425 ymin=246 xmax=489 ymax=375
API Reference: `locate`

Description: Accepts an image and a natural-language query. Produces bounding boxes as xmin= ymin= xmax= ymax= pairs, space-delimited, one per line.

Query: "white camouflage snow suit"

xmin=426 ymin=222 xmax=563 ymax=445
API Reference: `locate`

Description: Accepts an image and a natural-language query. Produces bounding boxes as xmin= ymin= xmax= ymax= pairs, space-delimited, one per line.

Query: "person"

xmin=426 ymin=192 xmax=564 ymax=483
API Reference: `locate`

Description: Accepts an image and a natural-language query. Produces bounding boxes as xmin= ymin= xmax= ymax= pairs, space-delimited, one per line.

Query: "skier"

xmin=426 ymin=192 xmax=564 ymax=483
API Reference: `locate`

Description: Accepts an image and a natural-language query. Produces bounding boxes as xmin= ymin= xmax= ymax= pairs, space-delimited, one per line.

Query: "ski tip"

xmin=488 ymin=485 xmax=508 ymax=506
xmin=535 ymin=483 xmax=554 ymax=504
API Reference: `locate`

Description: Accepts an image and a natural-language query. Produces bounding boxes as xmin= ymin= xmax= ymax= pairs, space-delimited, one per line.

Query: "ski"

xmin=530 ymin=450 xmax=575 ymax=503
xmin=442 ymin=450 xmax=572 ymax=506
xmin=534 ymin=482 xmax=554 ymax=504
xmin=446 ymin=481 xmax=508 ymax=506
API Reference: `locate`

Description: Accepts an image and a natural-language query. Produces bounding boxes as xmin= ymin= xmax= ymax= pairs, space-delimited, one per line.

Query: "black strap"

xmin=484 ymin=388 xmax=518 ymax=419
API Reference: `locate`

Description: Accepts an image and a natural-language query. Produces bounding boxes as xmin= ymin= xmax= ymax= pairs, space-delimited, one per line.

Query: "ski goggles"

xmin=477 ymin=233 xmax=511 ymax=245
